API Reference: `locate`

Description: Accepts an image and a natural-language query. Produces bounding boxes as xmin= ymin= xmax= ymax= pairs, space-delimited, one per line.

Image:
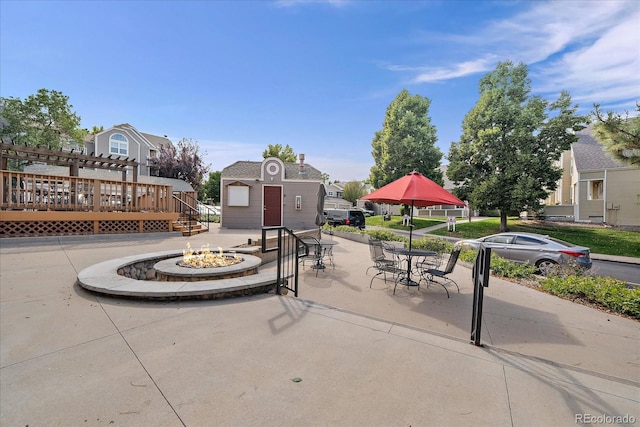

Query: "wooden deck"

xmin=1 ymin=170 xmax=182 ymax=238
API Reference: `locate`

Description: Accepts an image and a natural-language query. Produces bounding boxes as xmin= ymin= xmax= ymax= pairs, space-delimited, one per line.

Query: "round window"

xmin=266 ymin=163 xmax=280 ymax=176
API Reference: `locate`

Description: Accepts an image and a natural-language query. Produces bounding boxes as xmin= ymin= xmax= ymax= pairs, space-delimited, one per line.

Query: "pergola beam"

xmin=0 ymin=143 xmax=139 ymax=174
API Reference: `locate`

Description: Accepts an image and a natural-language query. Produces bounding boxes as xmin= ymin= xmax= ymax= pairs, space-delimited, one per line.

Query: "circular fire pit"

xmin=154 ymin=254 xmax=261 ymax=282
xmin=77 ymin=248 xmax=279 ymax=300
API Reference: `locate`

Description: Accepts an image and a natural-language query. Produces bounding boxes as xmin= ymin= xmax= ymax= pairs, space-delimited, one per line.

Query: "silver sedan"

xmin=457 ymin=232 xmax=592 ymax=274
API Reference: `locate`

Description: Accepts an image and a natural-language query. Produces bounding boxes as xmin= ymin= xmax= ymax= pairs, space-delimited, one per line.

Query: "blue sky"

xmin=1 ymin=0 xmax=638 ymax=182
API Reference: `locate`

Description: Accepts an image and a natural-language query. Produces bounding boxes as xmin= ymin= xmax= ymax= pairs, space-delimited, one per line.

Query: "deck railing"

xmin=1 ymin=170 xmax=173 ymax=212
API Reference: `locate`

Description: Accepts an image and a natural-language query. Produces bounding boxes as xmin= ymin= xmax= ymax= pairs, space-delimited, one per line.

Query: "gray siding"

xmin=93 ymin=125 xmax=172 ymax=177
xmin=221 ymin=180 xmax=263 ymax=229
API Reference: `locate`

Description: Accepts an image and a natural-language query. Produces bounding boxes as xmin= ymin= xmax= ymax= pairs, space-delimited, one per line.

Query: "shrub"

xmin=459 ymin=250 xmax=477 ymax=264
xmin=459 ymin=250 xmax=536 ymax=279
xmin=541 ymin=276 xmax=640 ymax=319
xmin=490 ymin=255 xmax=537 ymax=278
xmin=545 ymin=260 xmax=593 ymax=278
xmin=410 ymin=237 xmax=453 ymax=253
xmin=366 ymin=229 xmax=405 ymax=242
xmin=324 ymin=224 xmax=366 ymax=234
xmin=200 ymin=214 xmax=220 ymax=223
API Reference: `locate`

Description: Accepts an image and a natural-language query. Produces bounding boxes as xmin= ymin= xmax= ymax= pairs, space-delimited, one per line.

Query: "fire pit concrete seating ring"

xmin=77 ymin=246 xmax=280 ymax=300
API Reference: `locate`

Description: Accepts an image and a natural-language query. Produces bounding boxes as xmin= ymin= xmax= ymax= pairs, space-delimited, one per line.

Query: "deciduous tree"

xmin=262 ymin=144 xmax=297 ymax=162
xmin=342 ymin=181 xmax=366 ymax=205
xmin=370 ymin=89 xmax=443 ymax=189
xmin=447 ymin=61 xmax=587 ymax=231
xmin=149 ymin=138 xmax=210 ymax=193
xmin=0 ymin=88 xmax=86 ymax=149
xmin=200 ymin=171 xmax=221 ymax=203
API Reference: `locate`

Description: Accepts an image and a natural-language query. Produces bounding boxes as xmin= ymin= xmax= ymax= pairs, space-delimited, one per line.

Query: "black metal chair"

xmin=367 ymin=239 xmax=403 ymax=288
xmin=300 ymin=237 xmax=325 ymax=277
xmin=420 ymin=248 xmax=461 ymax=298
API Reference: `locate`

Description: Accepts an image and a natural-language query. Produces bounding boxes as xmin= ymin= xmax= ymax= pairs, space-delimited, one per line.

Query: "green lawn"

xmin=366 ymin=215 xmax=445 ymax=231
xmin=428 ymin=218 xmax=640 ymax=257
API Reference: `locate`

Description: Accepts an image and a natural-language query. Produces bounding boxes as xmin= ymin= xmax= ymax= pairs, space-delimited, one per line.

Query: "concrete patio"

xmin=1 ymin=225 xmax=638 ymax=426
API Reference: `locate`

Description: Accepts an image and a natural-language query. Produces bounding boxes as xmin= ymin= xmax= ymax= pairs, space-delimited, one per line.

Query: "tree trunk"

xmin=499 ymin=210 xmax=509 ymax=232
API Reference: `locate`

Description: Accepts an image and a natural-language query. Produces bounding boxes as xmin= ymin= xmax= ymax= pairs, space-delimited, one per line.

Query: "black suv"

xmin=324 ymin=209 xmax=366 ymax=229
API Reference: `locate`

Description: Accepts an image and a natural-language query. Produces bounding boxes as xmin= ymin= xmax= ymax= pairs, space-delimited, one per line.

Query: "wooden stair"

xmin=172 ymin=216 xmax=209 ymax=236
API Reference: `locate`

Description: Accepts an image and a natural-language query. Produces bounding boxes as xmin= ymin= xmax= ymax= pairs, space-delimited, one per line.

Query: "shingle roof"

xmin=573 ymin=125 xmax=624 ymax=171
xmin=140 ymin=132 xmax=173 ymax=149
xmin=221 ymin=160 xmax=323 ymax=180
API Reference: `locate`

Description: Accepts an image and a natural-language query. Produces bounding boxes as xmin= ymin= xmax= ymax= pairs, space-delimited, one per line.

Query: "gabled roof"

xmin=141 ymin=132 xmax=173 ymax=150
xmin=573 ymin=125 xmax=624 ymax=171
xmin=222 ymin=160 xmax=323 ymax=180
xmin=102 ymin=124 xmax=173 ymax=151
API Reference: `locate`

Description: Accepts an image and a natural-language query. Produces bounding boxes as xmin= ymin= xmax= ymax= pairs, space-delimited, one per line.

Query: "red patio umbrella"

xmin=362 ymin=170 xmax=465 ymax=249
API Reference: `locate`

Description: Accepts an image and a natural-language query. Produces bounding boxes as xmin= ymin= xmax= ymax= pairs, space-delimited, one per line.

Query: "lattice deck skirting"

xmin=0 ymin=211 xmax=176 ymax=238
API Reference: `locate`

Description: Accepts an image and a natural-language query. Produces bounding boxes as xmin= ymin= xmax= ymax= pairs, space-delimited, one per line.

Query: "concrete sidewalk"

xmin=1 ymin=228 xmax=638 ymax=426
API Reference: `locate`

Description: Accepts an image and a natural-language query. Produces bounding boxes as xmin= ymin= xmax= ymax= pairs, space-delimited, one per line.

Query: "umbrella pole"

xmin=406 ymin=201 xmax=415 ymax=283
xmin=409 ymin=201 xmax=414 ymax=250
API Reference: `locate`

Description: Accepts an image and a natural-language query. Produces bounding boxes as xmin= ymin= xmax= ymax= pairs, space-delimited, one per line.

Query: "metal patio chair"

xmin=419 ymin=247 xmax=461 ymax=298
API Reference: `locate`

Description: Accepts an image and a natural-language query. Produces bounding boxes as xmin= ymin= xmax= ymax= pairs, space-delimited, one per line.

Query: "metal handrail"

xmin=261 ymin=226 xmax=310 ymax=297
xmin=172 ymin=192 xmax=208 ymax=233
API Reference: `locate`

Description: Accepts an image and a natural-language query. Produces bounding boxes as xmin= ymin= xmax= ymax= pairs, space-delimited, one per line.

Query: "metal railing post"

xmin=471 ymin=244 xmax=491 ymax=346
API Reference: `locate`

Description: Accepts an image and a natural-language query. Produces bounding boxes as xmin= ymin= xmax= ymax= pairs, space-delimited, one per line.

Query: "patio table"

xmin=391 ymin=247 xmax=437 ymax=293
xmin=301 ymin=238 xmax=338 ymax=275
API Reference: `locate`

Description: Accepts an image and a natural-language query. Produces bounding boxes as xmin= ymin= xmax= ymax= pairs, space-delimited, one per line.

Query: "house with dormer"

xmin=544 ymin=126 xmax=640 ymax=227
xmin=85 ymin=123 xmax=173 ymax=177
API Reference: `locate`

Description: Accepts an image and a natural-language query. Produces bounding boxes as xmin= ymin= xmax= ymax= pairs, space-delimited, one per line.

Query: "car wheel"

xmin=536 ymin=259 xmax=557 ymax=276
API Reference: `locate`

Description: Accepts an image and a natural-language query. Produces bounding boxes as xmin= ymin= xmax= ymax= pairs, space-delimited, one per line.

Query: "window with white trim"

xmin=227 ymin=184 xmax=249 ymax=206
xmin=109 ymin=133 xmax=128 ymax=156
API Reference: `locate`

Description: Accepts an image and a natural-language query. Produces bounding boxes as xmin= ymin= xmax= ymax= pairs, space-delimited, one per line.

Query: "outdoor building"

xmin=324 ymin=195 xmax=352 ymax=210
xmin=85 ymin=123 xmax=173 ymax=177
xmin=220 ymin=154 xmax=323 ymax=229
xmin=544 ymin=126 xmax=640 ymax=227
xmin=325 ymin=182 xmax=344 ymax=199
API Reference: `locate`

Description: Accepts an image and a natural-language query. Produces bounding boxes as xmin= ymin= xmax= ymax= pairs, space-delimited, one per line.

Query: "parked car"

xmin=457 ymin=232 xmax=592 ymax=274
xmin=362 ymin=209 xmax=375 ymax=217
xmin=324 ymin=209 xmax=366 ymax=229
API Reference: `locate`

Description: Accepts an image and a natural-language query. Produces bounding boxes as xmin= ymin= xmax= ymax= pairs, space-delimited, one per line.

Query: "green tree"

xmin=447 ymin=61 xmax=587 ymax=232
xmin=593 ymin=103 xmax=640 ymax=166
xmin=0 ymin=88 xmax=86 ymax=149
xmin=149 ymin=138 xmax=210 ymax=193
xmin=370 ymin=89 xmax=443 ymax=188
xmin=90 ymin=125 xmax=104 ymax=135
xmin=262 ymin=144 xmax=297 ymax=162
xmin=200 ymin=171 xmax=221 ymax=203
xmin=342 ymin=181 xmax=366 ymax=205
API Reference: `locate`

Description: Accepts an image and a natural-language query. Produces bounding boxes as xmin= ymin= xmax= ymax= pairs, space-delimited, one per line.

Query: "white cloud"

xmin=410 ymin=57 xmax=497 ymax=83
xmin=534 ymin=12 xmax=640 ymax=105
xmin=390 ymin=1 xmax=640 ymax=107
